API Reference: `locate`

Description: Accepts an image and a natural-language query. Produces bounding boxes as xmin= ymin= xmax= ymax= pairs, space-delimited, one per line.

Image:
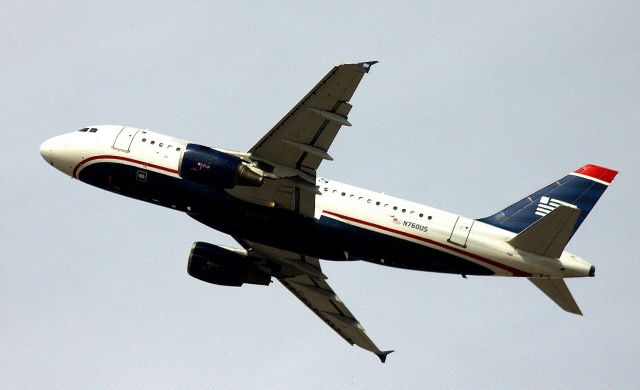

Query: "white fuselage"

xmin=40 ymin=125 xmax=593 ymax=279
xmin=315 ymin=178 xmax=592 ymax=277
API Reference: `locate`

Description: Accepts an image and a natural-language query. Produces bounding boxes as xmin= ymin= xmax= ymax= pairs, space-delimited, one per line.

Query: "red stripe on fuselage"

xmin=322 ymin=210 xmax=530 ymax=277
xmin=72 ymin=155 xmax=179 ymax=178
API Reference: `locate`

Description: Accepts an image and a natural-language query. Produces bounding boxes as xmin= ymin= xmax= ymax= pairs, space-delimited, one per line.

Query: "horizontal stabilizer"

xmin=509 ymin=205 xmax=580 ymax=258
xmin=528 ymin=278 xmax=582 ymax=315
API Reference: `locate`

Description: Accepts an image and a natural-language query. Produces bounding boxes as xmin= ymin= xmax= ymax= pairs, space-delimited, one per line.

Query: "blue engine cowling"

xmin=179 ymin=143 xmax=263 ymax=188
xmin=187 ymin=242 xmax=271 ymax=286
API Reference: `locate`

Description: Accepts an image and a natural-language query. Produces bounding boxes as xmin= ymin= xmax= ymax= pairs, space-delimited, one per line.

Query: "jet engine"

xmin=179 ymin=143 xmax=263 ymax=188
xmin=187 ymin=242 xmax=271 ymax=287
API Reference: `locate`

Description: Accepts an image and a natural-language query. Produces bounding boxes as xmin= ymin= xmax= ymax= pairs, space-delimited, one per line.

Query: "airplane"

xmin=40 ymin=61 xmax=618 ymax=363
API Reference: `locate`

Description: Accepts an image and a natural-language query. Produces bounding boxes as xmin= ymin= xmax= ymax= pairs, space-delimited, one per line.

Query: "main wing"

xmin=236 ymin=238 xmax=392 ymax=362
xmin=226 ymin=61 xmax=377 ymax=217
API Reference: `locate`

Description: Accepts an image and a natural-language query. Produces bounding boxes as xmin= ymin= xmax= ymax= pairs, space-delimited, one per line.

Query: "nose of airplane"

xmin=40 ymin=132 xmax=86 ymax=177
xmin=40 ymin=138 xmax=54 ymax=165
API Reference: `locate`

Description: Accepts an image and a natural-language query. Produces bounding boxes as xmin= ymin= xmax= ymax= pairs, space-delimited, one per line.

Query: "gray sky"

xmin=2 ymin=1 xmax=639 ymax=389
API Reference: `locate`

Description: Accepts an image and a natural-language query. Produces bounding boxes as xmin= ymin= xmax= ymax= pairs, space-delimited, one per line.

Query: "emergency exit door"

xmin=448 ymin=216 xmax=474 ymax=247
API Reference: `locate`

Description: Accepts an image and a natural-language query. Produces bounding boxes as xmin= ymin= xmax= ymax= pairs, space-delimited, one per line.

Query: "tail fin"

xmin=479 ymin=164 xmax=618 ymax=237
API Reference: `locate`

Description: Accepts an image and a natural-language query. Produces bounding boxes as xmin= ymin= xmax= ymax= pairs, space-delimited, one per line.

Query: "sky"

xmin=2 ymin=1 xmax=639 ymax=389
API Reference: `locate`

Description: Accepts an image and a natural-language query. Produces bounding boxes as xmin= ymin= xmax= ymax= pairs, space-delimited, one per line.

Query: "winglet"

xmin=377 ymin=350 xmax=394 ymax=363
xmin=358 ymin=61 xmax=379 ymax=73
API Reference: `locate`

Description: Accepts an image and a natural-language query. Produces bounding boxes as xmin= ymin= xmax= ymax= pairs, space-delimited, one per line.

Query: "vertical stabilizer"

xmin=480 ymin=164 xmax=618 ymax=237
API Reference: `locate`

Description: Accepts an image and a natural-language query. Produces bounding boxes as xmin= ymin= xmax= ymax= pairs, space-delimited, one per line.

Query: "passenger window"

xmin=78 ymin=128 xmax=89 ymax=132
xmin=323 ymin=188 xmax=328 ymax=192
xmin=168 ymin=145 xmax=172 ymax=149
xmin=402 ymin=209 xmax=406 ymax=213
xmin=89 ymin=128 xmax=97 ymax=133
xmin=376 ymin=201 xmax=380 ymax=206
xmin=428 ymin=216 xmax=433 ymax=220
xmin=350 ymin=194 xmax=355 ymax=198
xmin=419 ymin=213 xmax=424 ymax=217
xmin=393 ymin=206 xmax=397 ymax=210
xmin=176 ymin=147 xmax=181 ymax=151
xmin=159 ymin=143 xmax=163 ymax=147
xmin=150 ymin=140 xmax=155 ymax=145
xmin=341 ymin=192 xmax=346 ymax=196
xmin=367 ymin=199 xmax=372 ymax=203
xmin=142 ymin=138 xmax=147 ymax=142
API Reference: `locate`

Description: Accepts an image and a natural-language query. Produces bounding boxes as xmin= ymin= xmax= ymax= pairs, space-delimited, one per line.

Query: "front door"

xmin=113 ymin=127 xmax=139 ymax=152
xmin=448 ymin=216 xmax=474 ymax=247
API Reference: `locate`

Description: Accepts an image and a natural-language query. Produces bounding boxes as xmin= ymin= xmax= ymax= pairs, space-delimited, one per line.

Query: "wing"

xmin=249 ymin=61 xmax=376 ymax=171
xmin=226 ymin=61 xmax=377 ymax=217
xmin=236 ymin=238 xmax=392 ymax=362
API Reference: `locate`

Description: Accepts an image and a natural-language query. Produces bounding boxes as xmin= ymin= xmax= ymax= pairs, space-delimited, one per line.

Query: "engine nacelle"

xmin=179 ymin=143 xmax=263 ymax=188
xmin=187 ymin=242 xmax=271 ymax=287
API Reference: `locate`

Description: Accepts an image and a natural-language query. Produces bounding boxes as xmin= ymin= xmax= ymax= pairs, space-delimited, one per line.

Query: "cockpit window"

xmin=78 ymin=128 xmax=89 ymax=132
xmin=89 ymin=128 xmax=98 ymax=133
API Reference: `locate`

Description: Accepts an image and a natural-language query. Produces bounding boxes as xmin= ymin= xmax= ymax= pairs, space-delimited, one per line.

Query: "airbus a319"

xmin=40 ymin=61 xmax=617 ymax=362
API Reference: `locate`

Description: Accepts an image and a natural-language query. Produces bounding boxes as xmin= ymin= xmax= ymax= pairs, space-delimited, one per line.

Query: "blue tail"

xmin=479 ymin=164 xmax=618 ymax=237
